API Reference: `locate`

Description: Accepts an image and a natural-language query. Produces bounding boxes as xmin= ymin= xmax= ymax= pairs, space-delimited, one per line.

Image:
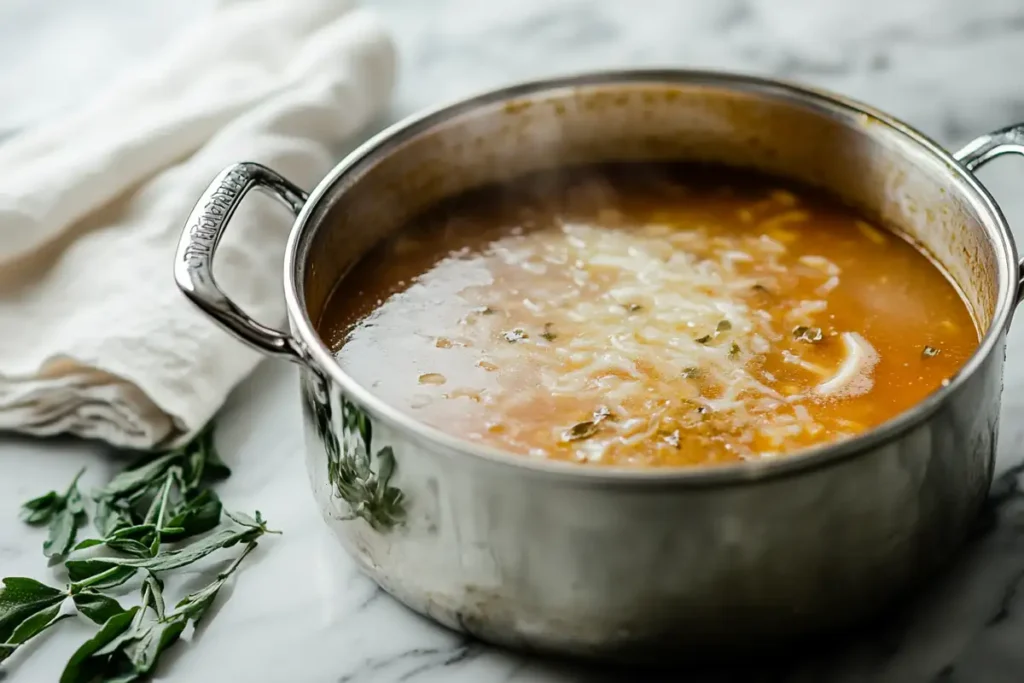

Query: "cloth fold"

xmin=0 ymin=0 xmax=395 ymax=448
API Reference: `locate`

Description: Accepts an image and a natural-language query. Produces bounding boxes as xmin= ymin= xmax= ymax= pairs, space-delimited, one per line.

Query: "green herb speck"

xmin=503 ymin=328 xmax=528 ymax=343
xmin=792 ymin=326 xmax=823 ymax=343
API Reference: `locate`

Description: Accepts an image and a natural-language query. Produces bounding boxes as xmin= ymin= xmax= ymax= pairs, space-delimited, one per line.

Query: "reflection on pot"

xmin=303 ymin=375 xmax=406 ymax=532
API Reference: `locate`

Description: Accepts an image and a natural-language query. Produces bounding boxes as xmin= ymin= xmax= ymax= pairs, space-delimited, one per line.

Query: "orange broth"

xmin=320 ymin=163 xmax=978 ymax=468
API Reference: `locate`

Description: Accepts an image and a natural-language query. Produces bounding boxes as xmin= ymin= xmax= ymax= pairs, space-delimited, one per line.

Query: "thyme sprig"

xmin=20 ymin=468 xmax=86 ymax=558
xmin=1 ymin=423 xmax=275 ymax=681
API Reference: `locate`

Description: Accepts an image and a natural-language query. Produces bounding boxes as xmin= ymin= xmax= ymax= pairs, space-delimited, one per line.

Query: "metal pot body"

xmin=175 ymin=71 xmax=1024 ymax=660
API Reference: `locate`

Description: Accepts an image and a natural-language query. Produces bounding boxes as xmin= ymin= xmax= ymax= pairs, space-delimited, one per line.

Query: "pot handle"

xmin=954 ymin=124 xmax=1024 ymax=303
xmin=173 ymin=162 xmax=310 ymax=364
xmin=954 ymin=124 xmax=1024 ymax=172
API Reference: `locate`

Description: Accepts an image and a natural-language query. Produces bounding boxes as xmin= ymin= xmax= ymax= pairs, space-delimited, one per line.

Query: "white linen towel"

xmin=0 ymin=0 xmax=395 ymax=449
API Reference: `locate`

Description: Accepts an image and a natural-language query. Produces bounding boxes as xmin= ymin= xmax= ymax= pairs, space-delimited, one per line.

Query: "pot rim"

xmin=282 ymin=68 xmax=1019 ymax=487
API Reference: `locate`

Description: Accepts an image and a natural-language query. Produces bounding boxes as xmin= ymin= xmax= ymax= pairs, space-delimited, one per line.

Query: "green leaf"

xmin=65 ymin=475 xmax=85 ymax=514
xmin=183 ymin=424 xmax=230 ymax=491
xmin=88 ymin=612 xmax=186 ymax=681
xmin=8 ymin=600 xmax=67 ymax=641
xmin=99 ymin=452 xmax=180 ymax=499
xmin=0 ymin=577 xmax=65 ymax=642
xmin=121 ymin=615 xmax=187 ymax=677
xmin=66 ymin=521 xmax=267 ymax=579
xmin=72 ymin=592 xmax=126 ymax=625
xmin=161 ymin=490 xmax=222 ymax=542
xmin=19 ymin=491 xmax=58 ymax=524
xmin=200 ymin=439 xmax=231 ymax=482
xmin=74 ymin=586 xmax=185 ymax=681
xmin=141 ymin=573 xmax=165 ymax=622
xmin=73 ymin=538 xmax=105 ymax=551
xmin=59 ymin=607 xmax=138 ymax=683
xmin=173 ymin=581 xmax=221 ymax=626
xmin=175 ymin=542 xmax=257 ymax=625
xmin=20 ymin=506 xmax=57 ymax=526
xmin=36 ymin=470 xmax=86 ymax=559
xmin=44 ymin=507 xmax=81 ymax=559
xmin=142 ymin=482 xmax=166 ymax=526
xmin=93 ymin=498 xmax=135 ymax=537
xmin=0 ymin=600 xmax=71 ymax=663
xmin=105 ymin=538 xmax=155 ymax=558
xmin=224 ymin=510 xmax=259 ymax=527
xmin=109 ymin=524 xmax=157 ymax=541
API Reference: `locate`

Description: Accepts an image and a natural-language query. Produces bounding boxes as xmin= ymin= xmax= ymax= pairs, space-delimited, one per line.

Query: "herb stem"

xmin=65 ymin=468 xmax=86 ymax=498
xmin=220 ymin=541 xmax=258 ymax=580
xmin=133 ymin=583 xmax=153 ymax=629
xmin=70 ymin=566 xmax=125 ymax=593
xmin=153 ymin=470 xmax=177 ymax=543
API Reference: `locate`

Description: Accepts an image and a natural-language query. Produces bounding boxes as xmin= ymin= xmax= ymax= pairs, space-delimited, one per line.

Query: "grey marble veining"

xmin=3 ymin=0 xmax=1024 ymax=681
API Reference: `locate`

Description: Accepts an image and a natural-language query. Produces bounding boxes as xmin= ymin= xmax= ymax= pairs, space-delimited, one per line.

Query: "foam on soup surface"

xmin=321 ymin=163 xmax=978 ymax=467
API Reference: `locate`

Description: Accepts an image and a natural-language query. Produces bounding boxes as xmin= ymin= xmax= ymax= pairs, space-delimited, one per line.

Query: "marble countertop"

xmin=4 ymin=1 xmax=1024 ymax=681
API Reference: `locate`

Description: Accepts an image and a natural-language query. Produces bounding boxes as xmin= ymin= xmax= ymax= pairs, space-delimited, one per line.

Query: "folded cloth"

xmin=0 ymin=0 xmax=395 ymax=449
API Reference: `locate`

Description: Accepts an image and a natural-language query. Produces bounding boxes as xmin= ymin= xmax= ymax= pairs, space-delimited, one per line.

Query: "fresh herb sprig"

xmin=1 ymin=423 xmax=276 ymax=681
xmin=20 ymin=468 xmax=87 ymax=558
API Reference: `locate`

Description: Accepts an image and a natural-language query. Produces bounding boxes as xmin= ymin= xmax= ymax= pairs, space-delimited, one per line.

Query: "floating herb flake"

xmin=922 ymin=345 xmax=940 ymax=358
xmin=475 ymin=306 xmax=496 ymax=315
xmin=695 ymin=334 xmax=712 ymax=344
xmin=681 ymin=367 xmax=702 ymax=380
xmin=625 ymin=303 xmax=644 ymax=313
xmin=729 ymin=342 xmax=741 ymax=359
xmin=502 ymin=328 xmax=528 ymax=343
xmin=792 ymin=326 xmax=823 ymax=343
xmin=716 ymin=320 xmax=732 ymax=333
xmin=562 ymin=407 xmax=613 ymax=443
xmin=563 ymin=421 xmax=599 ymax=442
xmin=682 ymin=398 xmax=708 ymax=415
xmin=540 ymin=323 xmax=557 ymax=342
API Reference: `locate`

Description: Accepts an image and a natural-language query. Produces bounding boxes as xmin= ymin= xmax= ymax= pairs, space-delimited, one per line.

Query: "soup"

xmin=321 ymin=163 xmax=978 ymax=468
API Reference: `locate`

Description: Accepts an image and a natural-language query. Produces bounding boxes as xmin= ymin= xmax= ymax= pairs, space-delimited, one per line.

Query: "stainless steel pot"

xmin=173 ymin=71 xmax=1024 ymax=660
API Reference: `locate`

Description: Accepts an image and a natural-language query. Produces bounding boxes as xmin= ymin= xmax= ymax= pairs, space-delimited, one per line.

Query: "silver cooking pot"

xmin=174 ymin=71 xmax=1024 ymax=660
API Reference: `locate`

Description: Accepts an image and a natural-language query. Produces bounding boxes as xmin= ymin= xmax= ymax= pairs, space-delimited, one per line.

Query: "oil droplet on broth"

xmin=410 ymin=394 xmax=432 ymax=409
xmin=418 ymin=372 xmax=447 ymax=385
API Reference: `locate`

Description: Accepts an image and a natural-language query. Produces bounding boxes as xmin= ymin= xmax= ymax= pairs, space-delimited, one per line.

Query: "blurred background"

xmin=5 ymin=0 xmax=1024 ymax=134
xmin=4 ymin=0 xmax=1024 ymax=213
